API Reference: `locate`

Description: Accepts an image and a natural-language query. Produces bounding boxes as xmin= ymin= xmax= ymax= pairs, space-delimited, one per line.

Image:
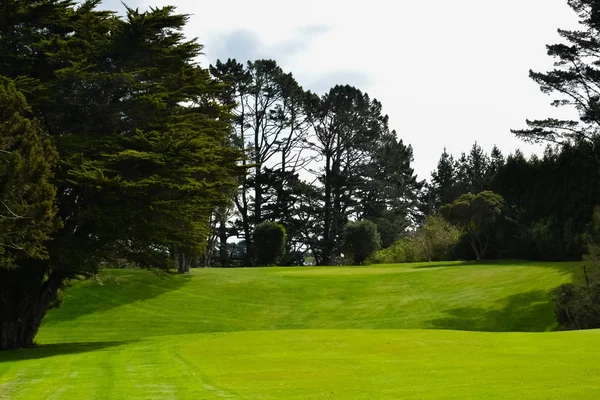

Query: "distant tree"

xmin=487 ymin=145 xmax=505 ymax=180
xmin=512 ymin=0 xmax=600 ymax=152
xmin=355 ymin=131 xmax=421 ymax=247
xmin=341 ymin=220 xmax=382 ymax=265
xmin=210 ymin=59 xmax=309 ymax=266
xmin=440 ymin=191 xmax=511 ymax=260
xmin=306 ymin=85 xmax=401 ymax=265
xmin=253 ymin=221 xmax=286 ymax=266
xmin=430 ymin=148 xmax=458 ymax=209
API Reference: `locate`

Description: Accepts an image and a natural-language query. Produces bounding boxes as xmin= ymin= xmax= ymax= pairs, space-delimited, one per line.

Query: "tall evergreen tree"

xmin=0 ymin=78 xmax=61 ymax=350
xmin=210 ymin=59 xmax=309 ymax=266
xmin=0 ymin=0 xmax=239 ymax=349
xmin=430 ymin=148 xmax=458 ymax=209
xmin=306 ymin=85 xmax=393 ymax=265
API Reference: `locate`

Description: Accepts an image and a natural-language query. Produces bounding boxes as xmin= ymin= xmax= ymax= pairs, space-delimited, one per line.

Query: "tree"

xmin=0 ymin=78 xmax=61 ymax=350
xmin=0 ymin=1 xmax=239 ymax=349
xmin=440 ymin=191 xmax=511 ymax=260
xmin=253 ymin=221 xmax=286 ymax=266
xmin=429 ymin=148 xmax=458 ymax=209
xmin=306 ymin=85 xmax=393 ymax=265
xmin=341 ymin=220 xmax=382 ymax=265
xmin=512 ymin=0 xmax=600 ymax=151
xmin=355 ymin=131 xmax=421 ymax=247
xmin=210 ymin=59 xmax=309 ymax=266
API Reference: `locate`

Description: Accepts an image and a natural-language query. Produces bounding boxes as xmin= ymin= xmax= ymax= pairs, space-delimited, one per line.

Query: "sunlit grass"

xmin=1 ymin=261 xmax=594 ymax=399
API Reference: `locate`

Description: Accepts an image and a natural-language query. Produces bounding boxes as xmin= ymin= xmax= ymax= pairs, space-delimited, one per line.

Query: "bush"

xmin=552 ymin=206 xmax=600 ymax=330
xmin=341 ymin=220 xmax=382 ymax=265
xmin=253 ymin=221 xmax=287 ymax=266
xmin=553 ymin=281 xmax=600 ymax=330
xmin=414 ymin=215 xmax=461 ymax=261
xmin=369 ymin=215 xmax=460 ymax=264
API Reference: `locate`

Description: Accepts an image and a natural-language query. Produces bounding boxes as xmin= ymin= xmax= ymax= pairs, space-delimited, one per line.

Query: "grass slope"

xmin=1 ymin=261 xmax=596 ymax=399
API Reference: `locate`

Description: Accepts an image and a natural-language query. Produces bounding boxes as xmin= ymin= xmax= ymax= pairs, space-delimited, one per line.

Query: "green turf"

xmin=1 ymin=261 xmax=597 ymax=399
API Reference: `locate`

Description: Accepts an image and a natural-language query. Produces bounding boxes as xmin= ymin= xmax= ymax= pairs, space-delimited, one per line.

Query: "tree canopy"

xmin=0 ymin=0 xmax=240 ymax=350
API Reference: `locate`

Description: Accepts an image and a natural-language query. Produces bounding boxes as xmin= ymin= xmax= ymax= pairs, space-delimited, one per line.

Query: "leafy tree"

xmin=512 ymin=0 xmax=600 ymax=150
xmin=210 ymin=59 xmax=309 ymax=266
xmin=0 ymin=1 xmax=239 ymax=349
xmin=440 ymin=191 xmax=511 ymax=260
xmin=0 ymin=78 xmax=61 ymax=350
xmin=306 ymin=85 xmax=398 ymax=265
xmin=253 ymin=221 xmax=286 ymax=266
xmin=341 ymin=220 xmax=382 ymax=265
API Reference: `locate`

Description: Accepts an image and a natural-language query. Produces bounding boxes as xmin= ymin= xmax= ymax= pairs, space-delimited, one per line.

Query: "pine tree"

xmin=430 ymin=148 xmax=458 ymax=208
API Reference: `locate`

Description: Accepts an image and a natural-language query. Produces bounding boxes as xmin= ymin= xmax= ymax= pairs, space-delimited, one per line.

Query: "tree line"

xmin=3 ymin=0 xmax=600 ymax=349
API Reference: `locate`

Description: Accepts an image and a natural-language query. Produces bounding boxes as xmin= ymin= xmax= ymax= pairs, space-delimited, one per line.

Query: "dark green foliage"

xmin=341 ymin=220 xmax=381 ymax=265
xmin=254 ymin=221 xmax=287 ymax=266
xmin=0 ymin=77 xmax=59 ymax=265
xmin=530 ymin=218 xmax=568 ymax=261
xmin=306 ymin=85 xmax=418 ymax=265
xmin=0 ymin=77 xmax=61 ymax=350
xmin=429 ymin=148 xmax=458 ymax=209
xmin=424 ymin=139 xmax=600 ymax=261
xmin=552 ymin=206 xmax=600 ymax=330
xmin=0 ymin=0 xmax=239 ymax=349
xmin=440 ymin=191 xmax=512 ymax=260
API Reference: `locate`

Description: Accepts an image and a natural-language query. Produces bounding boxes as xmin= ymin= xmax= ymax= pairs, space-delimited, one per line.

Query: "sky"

xmin=101 ymin=0 xmax=581 ymax=180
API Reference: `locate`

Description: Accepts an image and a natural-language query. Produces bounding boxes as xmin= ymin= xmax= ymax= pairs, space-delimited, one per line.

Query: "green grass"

xmin=1 ymin=260 xmax=597 ymax=399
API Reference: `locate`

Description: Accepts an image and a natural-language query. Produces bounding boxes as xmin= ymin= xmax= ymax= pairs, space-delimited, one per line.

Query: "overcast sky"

xmin=101 ymin=0 xmax=581 ymax=180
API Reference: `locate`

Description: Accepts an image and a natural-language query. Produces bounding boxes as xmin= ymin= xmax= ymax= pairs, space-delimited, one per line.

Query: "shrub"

xmin=414 ymin=215 xmax=461 ymax=261
xmin=341 ymin=220 xmax=382 ymax=265
xmin=253 ymin=221 xmax=287 ymax=266
xmin=553 ymin=281 xmax=600 ymax=330
xmin=552 ymin=206 xmax=600 ymax=330
xmin=369 ymin=215 xmax=460 ymax=264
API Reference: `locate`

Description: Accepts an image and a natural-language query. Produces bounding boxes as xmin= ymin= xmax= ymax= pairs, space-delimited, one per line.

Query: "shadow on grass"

xmin=42 ymin=270 xmax=191 ymax=324
xmin=428 ymin=290 xmax=557 ymax=332
xmin=411 ymin=261 xmax=476 ymax=270
xmin=0 ymin=340 xmax=135 ymax=363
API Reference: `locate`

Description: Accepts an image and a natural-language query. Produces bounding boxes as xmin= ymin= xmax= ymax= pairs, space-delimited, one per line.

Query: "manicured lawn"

xmin=1 ymin=261 xmax=597 ymax=399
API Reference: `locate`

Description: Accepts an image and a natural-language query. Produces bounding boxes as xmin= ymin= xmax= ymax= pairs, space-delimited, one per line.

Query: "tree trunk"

xmin=322 ymin=153 xmax=333 ymax=266
xmin=219 ymin=222 xmax=229 ymax=268
xmin=0 ymin=266 xmax=64 ymax=350
xmin=177 ymin=251 xmax=191 ymax=273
